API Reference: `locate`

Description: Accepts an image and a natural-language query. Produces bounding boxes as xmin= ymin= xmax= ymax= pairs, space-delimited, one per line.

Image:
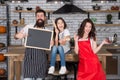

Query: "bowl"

xmin=26 ymin=7 xmax=32 ymax=11
xmin=92 ymin=4 xmax=101 ymax=10
xmin=93 ymin=6 xmax=101 ymax=10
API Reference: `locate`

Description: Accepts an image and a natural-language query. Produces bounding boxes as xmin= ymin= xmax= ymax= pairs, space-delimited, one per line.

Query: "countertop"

xmin=4 ymin=44 xmax=120 ymax=57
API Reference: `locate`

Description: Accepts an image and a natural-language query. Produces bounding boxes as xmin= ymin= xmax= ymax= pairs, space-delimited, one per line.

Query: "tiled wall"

xmin=0 ymin=0 xmax=120 ymax=45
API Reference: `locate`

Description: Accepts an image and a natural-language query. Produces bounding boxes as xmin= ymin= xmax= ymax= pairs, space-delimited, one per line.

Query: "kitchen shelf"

xmin=11 ymin=23 xmax=52 ymax=27
xmin=11 ymin=23 xmax=53 ymax=33
xmin=95 ymin=24 xmax=120 ymax=27
xmin=11 ymin=24 xmax=26 ymax=27
xmin=87 ymin=10 xmax=120 ymax=13
xmin=13 ymin=10 xmax=54 ymax=13
xmin=0 ymin=75 xmax=7 ymax=77
xmin=0 ymin=18 xmax=7 ymax=20
xmin=87 ymin=10 xmax=120 ymax=27
xmin=13 ymin=10 xmax=54 ymax=19
xmin=0 ymin=33 xmax=7 ymax=35
xmin=0 ymin=4 xmax=6 ymax=6
xmin=0 ymin=47 xmax=7 ymax=51
xmin=0 ymin=75 xmax=7 ymax=78
xmin=0 ymin=75 xmax=7 ymax=80
xmin=0 ymin=18 xmax=7 ymax=23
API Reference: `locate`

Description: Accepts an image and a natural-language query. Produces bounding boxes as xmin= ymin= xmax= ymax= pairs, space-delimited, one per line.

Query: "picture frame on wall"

xmin=24 ymin=28 xmax=53 ymax=50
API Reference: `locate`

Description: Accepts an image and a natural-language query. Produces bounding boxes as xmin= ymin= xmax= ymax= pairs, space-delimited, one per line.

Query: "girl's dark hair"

xmin=55 ymin=17 xmax=67 ymax=30
xmin=78 ymin=18 xmax=96 ymax=40
xmin=53 ymin=17 xmax=67 ymax=39
xmin=35 ymin=9 xmax=46 ymax=16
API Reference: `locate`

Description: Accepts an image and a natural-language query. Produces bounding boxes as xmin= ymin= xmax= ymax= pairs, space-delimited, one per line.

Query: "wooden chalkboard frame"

xmin=24 ymin=28 xmax=53 ymax=50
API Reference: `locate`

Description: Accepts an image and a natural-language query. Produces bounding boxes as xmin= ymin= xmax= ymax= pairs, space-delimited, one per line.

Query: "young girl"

xmin=48 ymin=17 xmax=71 ymax=74
xmin=74 ymin=18 xmax=109 ymax=80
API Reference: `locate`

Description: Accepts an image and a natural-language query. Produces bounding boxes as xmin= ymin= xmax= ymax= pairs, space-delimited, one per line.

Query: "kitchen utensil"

xmin=26 ymin=7 xmax=32 ymax=11
xmin=92 ymin=4 xmax=101 ymax=10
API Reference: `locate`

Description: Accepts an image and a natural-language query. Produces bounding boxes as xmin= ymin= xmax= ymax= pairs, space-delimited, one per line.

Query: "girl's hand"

xmin=52 ymin=19 xmax=57 ymax=28
xmin=59 ymin=39 xmax=66 ymax=45
xmin=52 ymin=19 xmax=59 ymax=34
xmin=55 ymin=28 xmax=59 ymax=34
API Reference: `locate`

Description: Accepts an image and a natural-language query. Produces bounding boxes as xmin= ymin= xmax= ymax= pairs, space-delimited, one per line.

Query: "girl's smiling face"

xmin=56 ymin=19 xmax=64 ymax=32
xmin=84 ymin=22 xmax=92 ymax=35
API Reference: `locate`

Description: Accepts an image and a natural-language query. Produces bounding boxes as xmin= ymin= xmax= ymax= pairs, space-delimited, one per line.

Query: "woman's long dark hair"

xmin=78 ymin=18 xmax=96 ymax=40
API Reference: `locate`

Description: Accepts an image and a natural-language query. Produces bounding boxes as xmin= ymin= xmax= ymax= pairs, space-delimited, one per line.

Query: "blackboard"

xmin=24 ymin=28 xmax=53 ymax=50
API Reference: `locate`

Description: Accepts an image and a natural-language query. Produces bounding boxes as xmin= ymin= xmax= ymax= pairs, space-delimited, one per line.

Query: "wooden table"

xmin=4 ymin=46 xmax=24 ymax=80
xmin=4 ymin=45 xmax=120 ymax=80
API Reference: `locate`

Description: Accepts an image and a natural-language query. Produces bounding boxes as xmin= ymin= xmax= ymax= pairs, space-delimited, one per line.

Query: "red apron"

xmin=77 ymin=39 xmax=106 ymax=80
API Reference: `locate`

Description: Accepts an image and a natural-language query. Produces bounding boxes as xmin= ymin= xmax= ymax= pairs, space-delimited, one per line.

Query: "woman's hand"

xmin=93 ymin=38 xmax=110 ymax=54
xmin=74 ymin=33 xmax=79 ymax=54
xmin=102 ymin=39 xmax=111 ymax=45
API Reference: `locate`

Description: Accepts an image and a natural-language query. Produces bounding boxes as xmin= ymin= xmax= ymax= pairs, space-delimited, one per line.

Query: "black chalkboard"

xmin=25 ymin=28 xmax=53 ymax=50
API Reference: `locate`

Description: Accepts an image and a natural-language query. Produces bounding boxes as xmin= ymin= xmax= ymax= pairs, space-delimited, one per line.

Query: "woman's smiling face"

xmin=84 ymin=22 xmax=92 ymax=35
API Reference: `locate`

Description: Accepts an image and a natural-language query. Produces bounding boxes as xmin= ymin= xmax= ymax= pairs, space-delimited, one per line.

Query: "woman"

xmin=74 ymin=18 xmax=109 ymax=80
xmin=48 ymin=17 xmax=71 ymax=74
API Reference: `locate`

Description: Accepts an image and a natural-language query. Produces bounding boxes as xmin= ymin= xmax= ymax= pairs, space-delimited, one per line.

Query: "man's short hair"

xmin=35 ymin=9 xmax=46 ymax=16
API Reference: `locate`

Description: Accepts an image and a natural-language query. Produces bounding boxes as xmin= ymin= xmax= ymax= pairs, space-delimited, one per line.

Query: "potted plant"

xmin=105 ymin=14 xmax=113 ymax=24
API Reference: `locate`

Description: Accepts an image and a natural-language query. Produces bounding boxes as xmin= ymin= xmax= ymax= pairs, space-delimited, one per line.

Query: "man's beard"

xmin=35 ymin=19 xmax=45 ymax=28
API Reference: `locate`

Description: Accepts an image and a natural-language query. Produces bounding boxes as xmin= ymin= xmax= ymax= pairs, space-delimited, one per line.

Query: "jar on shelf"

xmin=20 ymin=18 xmax=25 ymax=25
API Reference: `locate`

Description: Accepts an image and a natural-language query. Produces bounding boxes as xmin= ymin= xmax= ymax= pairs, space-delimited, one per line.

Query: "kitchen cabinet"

xmin=87 ymin=10 xmax=120 ymax=27
xmin=0 ymin=4 xmax=10 ymax=80
xmin=103 ymin=45 xmax=120 ymax=79
xmin=106 ymin=56 xmax=118 ymax=74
